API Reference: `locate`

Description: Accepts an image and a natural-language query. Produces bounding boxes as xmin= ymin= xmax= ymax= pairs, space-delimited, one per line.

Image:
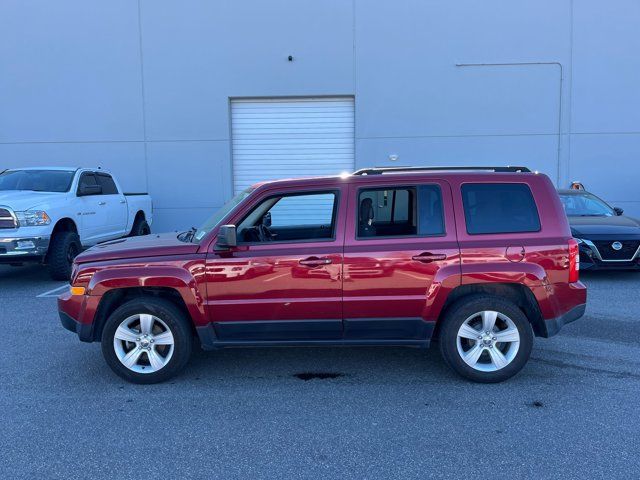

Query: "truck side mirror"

xmin=215 ymin=225 xmax=237 ymax=249
xmin=78 ymin=184 xmax=102 ymax=196
xmin=614 ymin=207 xmax=624 ymax=216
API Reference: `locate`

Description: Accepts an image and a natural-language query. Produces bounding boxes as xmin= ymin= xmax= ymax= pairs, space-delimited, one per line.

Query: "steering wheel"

xmin=257 ymin=224 xmax=274 ymax=242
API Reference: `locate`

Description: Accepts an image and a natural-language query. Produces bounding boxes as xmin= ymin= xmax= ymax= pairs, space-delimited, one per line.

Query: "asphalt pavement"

xmin=1 ymin=264 xmax=639 ymax=479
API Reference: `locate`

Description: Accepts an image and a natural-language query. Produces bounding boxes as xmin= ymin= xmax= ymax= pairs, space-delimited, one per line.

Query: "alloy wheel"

xmin=456 ymin=310 xmax=520 ymax=372
xmin=113 ymin=314 xmax=175 ymax=374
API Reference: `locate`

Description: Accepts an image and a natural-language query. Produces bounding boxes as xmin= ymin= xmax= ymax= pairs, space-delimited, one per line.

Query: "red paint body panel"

xmin=58 ymin=170 xmax=587 ymax=344
xmin=342 ymin=179 xmax=460 ymax=321
xmin=204 ymin=183 xmax=347 ymax=326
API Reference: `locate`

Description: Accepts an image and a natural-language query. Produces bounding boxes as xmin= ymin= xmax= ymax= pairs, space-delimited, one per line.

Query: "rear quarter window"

xmin=461 ymin=183 xmax=541 ymax=235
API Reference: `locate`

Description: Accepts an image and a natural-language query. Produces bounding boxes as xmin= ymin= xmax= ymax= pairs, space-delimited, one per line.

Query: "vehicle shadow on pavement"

xmin=184 ymin=345 xmax=452 ymax=385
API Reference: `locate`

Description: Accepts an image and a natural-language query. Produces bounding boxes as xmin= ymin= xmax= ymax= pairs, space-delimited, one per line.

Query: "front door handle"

xmin=412 ymin=252 xmax=447 ymax=263
xmin=299 ymin=257 xmax=332 ymax=267
xmin=98 ymin=201 xmax=106 ymax=206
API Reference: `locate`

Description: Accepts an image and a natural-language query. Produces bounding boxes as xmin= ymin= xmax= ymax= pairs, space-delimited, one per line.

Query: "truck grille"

xmin=593 ymin=240 xmax=640 ymax=261
xmin=0 ymin=208 xmax=17 ymax=229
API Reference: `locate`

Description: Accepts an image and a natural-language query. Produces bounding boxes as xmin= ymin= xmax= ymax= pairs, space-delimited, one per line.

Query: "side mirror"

xmin=215 ymin=224 xmax=237 ymax=249
xmin=78 ymin=184 xmax=102 ymax=196
xmin=614 ymin=207 xmax=624 ymax=216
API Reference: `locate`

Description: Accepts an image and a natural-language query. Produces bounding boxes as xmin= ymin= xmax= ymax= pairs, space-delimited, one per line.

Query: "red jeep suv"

xmin=59 ymin=166 xmax=586 ymax=384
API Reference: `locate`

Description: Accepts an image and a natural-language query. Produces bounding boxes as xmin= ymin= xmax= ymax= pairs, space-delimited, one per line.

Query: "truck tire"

xmin=438 ymin=295 xmax=534 ymax=383
xmin=101 ymin=297 xmax=193 ymax=384
xmin=129 ymin=217 xmax=150 ymax=237
xmin=47 ymin=231 xmax=81 ymax=281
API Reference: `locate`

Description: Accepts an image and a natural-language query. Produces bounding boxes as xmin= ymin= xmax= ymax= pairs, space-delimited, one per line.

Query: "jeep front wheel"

xmin=101 ymin=297 xmax=193 ymax=384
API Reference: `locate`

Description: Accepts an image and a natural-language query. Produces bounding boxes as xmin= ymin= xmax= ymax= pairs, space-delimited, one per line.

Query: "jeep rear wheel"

xmin=439 ymin=295 xmax=533 ymax=383
xmin=101 ymin=297 xmax=192 ymax=384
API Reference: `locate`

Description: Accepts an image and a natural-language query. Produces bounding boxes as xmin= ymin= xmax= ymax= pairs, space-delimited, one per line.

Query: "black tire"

xmin=101 ymin=297 xmax=193 ymax=384
xmin=129 ymin=216 xmax=150 ymax=237
xmin=438 ymin=295 xmax=534 ymax=383
xmin=47 ymin=231 xmax=81 ymax=281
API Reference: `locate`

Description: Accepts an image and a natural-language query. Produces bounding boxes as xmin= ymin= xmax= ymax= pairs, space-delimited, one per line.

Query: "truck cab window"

xmin=96 ymin=174 xmax=118 ymax=195
xmin=78 ymin=174 xmax=99 ymax=191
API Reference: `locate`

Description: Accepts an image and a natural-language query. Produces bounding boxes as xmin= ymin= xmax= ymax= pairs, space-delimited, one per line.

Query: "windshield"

xmin=192 ymin=188 xmax=253 ymax=242
xmin=559 ymin=192 xmax=615 ymax=216
xmin=0 ymin=169 xmax=75 ymax=193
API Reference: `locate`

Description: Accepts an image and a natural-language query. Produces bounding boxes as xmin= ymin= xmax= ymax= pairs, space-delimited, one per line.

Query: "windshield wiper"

xmin=178 ymin=227 xmax=197 ymax=243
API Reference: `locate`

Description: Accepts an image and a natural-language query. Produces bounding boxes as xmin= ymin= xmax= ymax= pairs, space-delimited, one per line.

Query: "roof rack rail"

xmin=352 ymin=166 xmax=531 ymax=175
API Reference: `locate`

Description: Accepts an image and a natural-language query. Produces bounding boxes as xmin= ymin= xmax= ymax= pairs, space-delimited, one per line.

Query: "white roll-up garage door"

xmin=231 ymin=97 xmax=355 ymax=194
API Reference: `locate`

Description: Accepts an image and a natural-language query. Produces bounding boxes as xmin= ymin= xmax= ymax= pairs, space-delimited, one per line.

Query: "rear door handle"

xmin=98 ymin=201 xmax=106 ymax=206
xmin=412 ymin=253 xmax=447 ymax=263
xmin=299 ymin=257 xmax=332 ymax=267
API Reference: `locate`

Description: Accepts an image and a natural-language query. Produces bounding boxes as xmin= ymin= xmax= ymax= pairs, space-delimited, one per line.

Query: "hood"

xmin=75 ymin=232 xmax=201 ymax=264
xmin=569 ymin=215 xmax=640 ymax=237
xmin=0 ymin=190 xmax=64 ymax=210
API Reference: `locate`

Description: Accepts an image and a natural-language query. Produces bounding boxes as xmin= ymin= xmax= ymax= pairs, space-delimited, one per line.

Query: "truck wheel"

xmin=101 ymin=297 xmax=193 ymax=384
xmin=47 ymin=231 xmax=81 ymax=281
xmin=438 ymin=295 xmax=534 ymax=383
xmin=130 ymin=217 xmax=150 ymax=237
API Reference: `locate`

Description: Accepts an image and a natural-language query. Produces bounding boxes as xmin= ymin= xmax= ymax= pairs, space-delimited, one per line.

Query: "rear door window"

xmin=357 ymin=185 xmax=444 ymax=238
xmin=461 ymin=183 xmax=540 ymax=234
xmin=78 ymin=173 xmax=99 ymax=192
xmin=96 ymin=174 xmax=118 ymax=195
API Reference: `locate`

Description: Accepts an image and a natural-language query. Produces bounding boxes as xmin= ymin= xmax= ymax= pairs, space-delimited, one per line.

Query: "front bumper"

xmin=59 ymin=311 xmax=94 ymax=341
xmin=0 ymin=234 xmax=50 ymax=262
xmin=58 ymin=291 xmax=101 ymax=343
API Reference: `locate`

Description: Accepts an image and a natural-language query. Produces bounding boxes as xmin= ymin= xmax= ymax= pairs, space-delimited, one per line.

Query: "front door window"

xmin=237 ymin=191 xmax=338 ymax=243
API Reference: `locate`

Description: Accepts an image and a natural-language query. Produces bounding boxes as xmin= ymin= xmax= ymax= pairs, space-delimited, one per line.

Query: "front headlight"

xmin=15 ymin=210 xmax=51 ymax=226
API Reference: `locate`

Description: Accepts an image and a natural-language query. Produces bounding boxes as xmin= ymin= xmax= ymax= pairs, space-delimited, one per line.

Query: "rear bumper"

xmin=541 ymin=303 xmax=586 ymax=338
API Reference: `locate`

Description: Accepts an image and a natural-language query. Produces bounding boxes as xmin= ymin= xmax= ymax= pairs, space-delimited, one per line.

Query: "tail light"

xmin=568 ymin=238 xmax=579 ymax=282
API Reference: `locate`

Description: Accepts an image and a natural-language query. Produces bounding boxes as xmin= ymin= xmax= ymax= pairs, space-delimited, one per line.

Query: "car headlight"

xmin=15 ymin=210 xmax=51 ymax=226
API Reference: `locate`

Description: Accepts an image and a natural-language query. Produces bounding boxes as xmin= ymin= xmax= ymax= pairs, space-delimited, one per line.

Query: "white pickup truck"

xmin=0 ymin=167 xmax=152 ymax=280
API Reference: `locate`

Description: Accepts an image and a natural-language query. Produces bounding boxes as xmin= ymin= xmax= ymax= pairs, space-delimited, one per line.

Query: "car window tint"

xmin=237 ymin=191 xmax=337 ymax=243
xmin=418 ymin=185 xmax=445 ymax=236
xmin=96 ymin=174 xmax=118 ymax=195
xmin=268 ymin=193 xmax=335 ymax=227
xmin=79 ymin=173 xmax=98 ymax=189
xmin=358 ymin=187 xmax=417 ymax=238
xmin=462 ymin=183 xmax=540 ymax=234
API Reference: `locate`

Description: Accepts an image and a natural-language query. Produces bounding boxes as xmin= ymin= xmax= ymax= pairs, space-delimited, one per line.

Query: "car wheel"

xmin=130 ymin=217 xmax=150 ymax=237
xmin=101 ymin=297 xmax=193 ymax=384
xmin=47 ymin=231 xmax=81 ymax=281
xmin=438 ymin=295 xmax=533 ymax=383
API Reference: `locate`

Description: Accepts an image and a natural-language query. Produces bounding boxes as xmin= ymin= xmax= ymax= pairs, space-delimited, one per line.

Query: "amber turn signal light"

xmin=70 ymin=286 xmax=86 ymax=296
